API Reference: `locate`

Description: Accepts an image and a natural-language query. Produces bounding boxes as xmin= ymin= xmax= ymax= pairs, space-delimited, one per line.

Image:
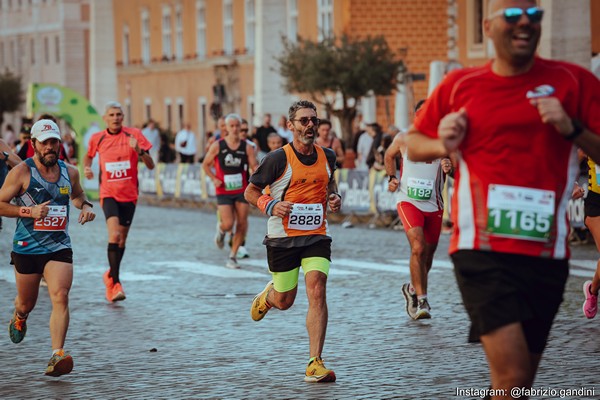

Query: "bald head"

xmin=484 ymin=0 xmax=542 ymax=74
xmin=488 ymin=0 xmax=537 ymax=13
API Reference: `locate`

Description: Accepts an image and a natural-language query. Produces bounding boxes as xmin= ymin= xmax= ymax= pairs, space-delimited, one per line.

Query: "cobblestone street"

xmin=0 ymin=203 xmax=598 ymax=399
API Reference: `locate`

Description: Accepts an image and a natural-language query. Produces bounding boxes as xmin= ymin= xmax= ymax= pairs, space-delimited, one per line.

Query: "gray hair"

xmin=288 ymin=100 xmax=317 ymax=121
xmin=104 ymin=101 xmax=123 ymax=115
xmin=388 ymin=125 xmax=400 ymax=134
xmin=225 ymin=113 xmax=242 ymax=124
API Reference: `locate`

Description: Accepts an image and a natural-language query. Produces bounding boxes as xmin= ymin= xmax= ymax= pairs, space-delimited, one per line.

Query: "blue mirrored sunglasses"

xmin=489 ymin=6 xmax=544 ymax=24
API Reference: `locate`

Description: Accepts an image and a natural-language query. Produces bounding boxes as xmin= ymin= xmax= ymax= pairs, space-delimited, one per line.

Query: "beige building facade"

xmin=0 ymin=0 xmax=92 ymax=130
xmin=1 ymin=0 xmax=598 ymax=152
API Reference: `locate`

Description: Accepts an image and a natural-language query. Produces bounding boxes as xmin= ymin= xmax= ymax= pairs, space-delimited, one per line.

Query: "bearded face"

xmin=33 ymin=139 xmax=60 ymax=167
xmin=290 ymin=114 xmax=318 ymax=145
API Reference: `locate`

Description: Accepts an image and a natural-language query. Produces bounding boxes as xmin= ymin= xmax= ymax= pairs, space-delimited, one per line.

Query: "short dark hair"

xmin=288 ymin=100 xmax=317 ymax=122
xmin=318 ymin=119 xmax=332 ymax=128
xmin=367 ymin=122 xmax=383 ymax=134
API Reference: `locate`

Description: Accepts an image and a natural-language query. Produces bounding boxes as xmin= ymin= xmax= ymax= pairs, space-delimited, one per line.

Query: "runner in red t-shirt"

xmin=83 ymin=101 xmax=155 ymax=302
xmin=406 ymin=0 xmax=600 ymax=394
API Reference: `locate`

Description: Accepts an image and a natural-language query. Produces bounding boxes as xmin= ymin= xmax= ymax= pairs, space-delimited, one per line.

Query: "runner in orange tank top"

xmin=245 ymin=100 xmax=341 ymax=383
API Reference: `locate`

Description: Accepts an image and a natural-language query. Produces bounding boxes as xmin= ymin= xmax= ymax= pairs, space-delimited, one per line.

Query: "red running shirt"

xmin=414 ymin=57 xmax=600 ymax=259
xmin=86 ymin=127 xmax=152 ymax=202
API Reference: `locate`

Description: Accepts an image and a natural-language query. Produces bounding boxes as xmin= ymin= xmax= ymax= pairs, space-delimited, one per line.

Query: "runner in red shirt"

xmin=83 ymin=101 xmax=155 ymax=302
xmin=406 ymin=0 xmax=600 ymax=395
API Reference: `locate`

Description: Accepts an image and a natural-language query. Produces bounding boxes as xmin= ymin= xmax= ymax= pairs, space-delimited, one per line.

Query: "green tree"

xmin=0 ymin=69 xmax=25 ymax=134
xmin=277 ymin=34 xmax=405 ymax=146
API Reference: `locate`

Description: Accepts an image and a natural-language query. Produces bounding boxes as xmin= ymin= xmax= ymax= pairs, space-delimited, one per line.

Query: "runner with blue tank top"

xmin=0 ymin=119 xmax=95 ymax=377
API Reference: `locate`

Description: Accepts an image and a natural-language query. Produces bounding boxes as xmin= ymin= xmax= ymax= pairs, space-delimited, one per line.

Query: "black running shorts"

xmin=584 ymin=191 xmax=600 ymax=218
xmin=11 ymin=249 xmax=73 ymax=275
xmin=216 ymin=193 xmax=248 ymax=206
xmin=101 ymin=197 xmax=137 ymax=226
xmin=451 ymin=250 xmax=568 ymax=354
xmin=267 ymin=239 xmax=331 ymax=273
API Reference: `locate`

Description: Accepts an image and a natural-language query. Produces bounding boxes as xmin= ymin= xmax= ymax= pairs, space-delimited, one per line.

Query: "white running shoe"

xmin=214 ymin=222 xmax=225 ymax=250
xmin=236 ymin=246 xmax=249 ymax=259
xmin=226 ymin=257 xmax=240 ymax=269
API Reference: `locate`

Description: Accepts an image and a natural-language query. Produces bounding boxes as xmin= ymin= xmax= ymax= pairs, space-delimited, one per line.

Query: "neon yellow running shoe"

xmin=251 ymin=281 xmax=273 ymax=321
xmin=304 ymin=357 xmax=336 ymax=383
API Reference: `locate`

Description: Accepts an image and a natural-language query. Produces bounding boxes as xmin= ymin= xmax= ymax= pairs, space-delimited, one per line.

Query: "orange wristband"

xmin=19 ymin=207 xmax=32 ymax=217
xmin=257 ymin=194 xmax=274 ymax=214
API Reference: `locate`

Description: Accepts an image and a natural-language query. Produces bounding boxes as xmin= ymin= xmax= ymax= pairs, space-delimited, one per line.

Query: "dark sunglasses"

xmin=240 ymin=128 xmax=249 ymax=133
xmin=489 ymin=6 xmax=544 ymax=24
xmin=292 ymin=117 xmax=319 ymax=126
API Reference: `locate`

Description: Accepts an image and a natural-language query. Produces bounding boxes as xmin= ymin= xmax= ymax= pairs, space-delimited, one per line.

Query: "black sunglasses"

xmin=292 ymin=117 xmax=319 ymax=127
xmin=489 ymin=6 xmax=544 ymax=24
xmin=240 ymin=128 xmax=249 ymax=132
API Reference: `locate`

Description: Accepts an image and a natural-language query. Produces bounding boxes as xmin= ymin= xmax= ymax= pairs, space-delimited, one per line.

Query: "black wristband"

xmin=331 ymin=192 xmax=342 ymax=200
xmin=388 ymin=175 xmax=398 ymax=183
xmin=82 ymin=200 xmax=93 ymax=208
xmin=565 ymin=119 xmax=584 ymax=141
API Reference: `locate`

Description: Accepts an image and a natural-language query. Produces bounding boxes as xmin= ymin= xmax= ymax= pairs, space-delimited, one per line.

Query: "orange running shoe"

xmin=103 ymin=269 xmax=114 ymax=302
xmin=111 ymin=282 xmax=126 ymax=302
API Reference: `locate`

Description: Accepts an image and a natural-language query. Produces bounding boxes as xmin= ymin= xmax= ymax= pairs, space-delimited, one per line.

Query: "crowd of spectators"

xmin=1 ymin=112 xmax=400 ymax=172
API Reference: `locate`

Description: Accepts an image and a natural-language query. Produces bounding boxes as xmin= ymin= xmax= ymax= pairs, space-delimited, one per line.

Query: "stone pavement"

xmin=0 ymin=204 xmax=598 ymax=399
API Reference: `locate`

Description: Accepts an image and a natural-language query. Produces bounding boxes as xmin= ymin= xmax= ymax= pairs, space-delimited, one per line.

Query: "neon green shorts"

xmin=272 ymin=257 xmax=330 ymax=292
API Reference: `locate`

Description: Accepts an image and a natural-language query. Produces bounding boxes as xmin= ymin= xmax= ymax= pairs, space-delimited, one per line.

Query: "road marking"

xmin=569 ymin=259 xmax=598 ymax=278
xmin=2 ymin=257 xmax=591 ymax=284
xmin=151 ymin=261 xmax=266 ymax=278
xmin=333 ymin=258 xmax=452 ymax=275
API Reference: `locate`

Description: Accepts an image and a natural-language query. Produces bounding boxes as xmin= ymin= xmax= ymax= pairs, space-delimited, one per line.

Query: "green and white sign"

xmin=27 ymin=83 xmax=105 ymax=197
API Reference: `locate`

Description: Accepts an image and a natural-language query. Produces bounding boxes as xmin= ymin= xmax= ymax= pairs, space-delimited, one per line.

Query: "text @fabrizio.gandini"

xmin=455 ymin=386 xmax=595 ymax=399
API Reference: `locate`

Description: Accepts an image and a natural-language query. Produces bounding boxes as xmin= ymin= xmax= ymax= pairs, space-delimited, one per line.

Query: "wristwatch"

xmin=1 ymin=151 xmax=8 ymax=161
xmin=388 ymin=175 xmax=398 ymax=183
xmin=565 ymin=119 xmax=584 ymax=141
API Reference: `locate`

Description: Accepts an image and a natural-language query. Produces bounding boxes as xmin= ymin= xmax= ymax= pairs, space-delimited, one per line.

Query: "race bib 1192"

xmin=406 ymin=177 xmax=434 ymax=200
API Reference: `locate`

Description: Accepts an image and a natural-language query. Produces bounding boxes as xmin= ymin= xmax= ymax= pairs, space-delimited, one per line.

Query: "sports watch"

xmin=565 ymin=119 xmax=584 ymax=141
